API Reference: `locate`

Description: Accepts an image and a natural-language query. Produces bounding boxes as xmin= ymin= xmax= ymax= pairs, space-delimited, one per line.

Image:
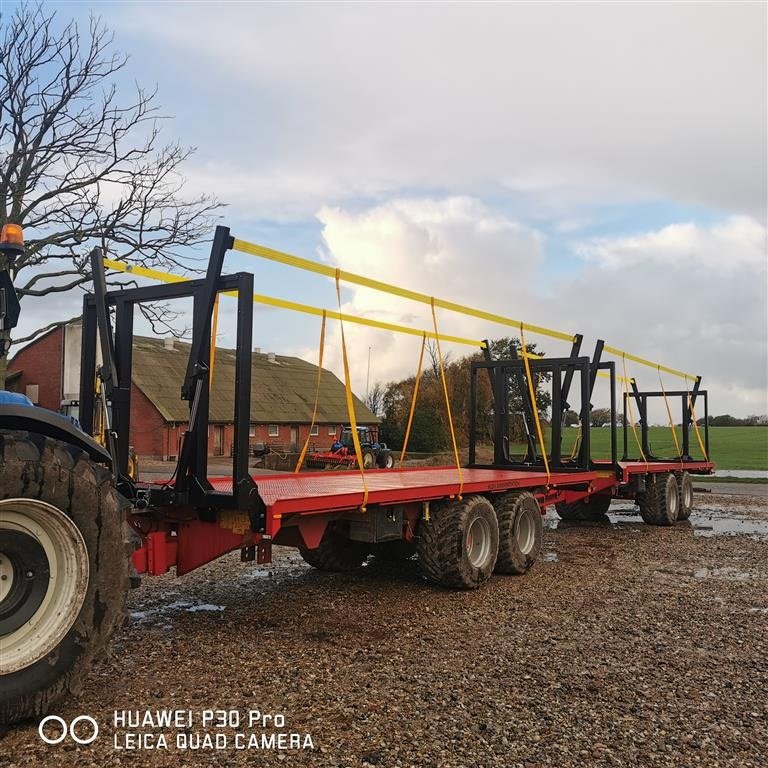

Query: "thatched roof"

xmin=131 ymin=336 xmax=378 ymax=425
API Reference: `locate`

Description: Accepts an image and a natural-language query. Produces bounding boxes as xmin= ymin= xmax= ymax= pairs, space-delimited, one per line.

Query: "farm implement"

xmin=0 ymin=223 xmax=713 ymax=723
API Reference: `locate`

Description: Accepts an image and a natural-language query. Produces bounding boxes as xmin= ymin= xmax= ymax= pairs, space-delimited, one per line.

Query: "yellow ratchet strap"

xmin=430 ymin=298 xmax=463 ymax=499
xmin=209 ymin=293 xmax=219 ymax=388
xmin=399 ymin=332 xmax=427 ymax=467
xmin=604 ymin=344 xmax=696 ymax=381
xmin=684 ymin=376 xmax=709 ymax=461
xmin=295 ymin=311 xmax=327 ymax=473
xmin=335 ymin=272 xmax=368 ymax=511
xmin=657 ymin=366 xmax=682 ymax=464
xmin=232 ymin=238 xmax=576 ymax=344
xmin=622 ymin=355 xmax=648 ymax=469
xmin=519 ymin=324 xmax=551 ymax=485
xmin=102 ymin=259 xmax=484 ymax=350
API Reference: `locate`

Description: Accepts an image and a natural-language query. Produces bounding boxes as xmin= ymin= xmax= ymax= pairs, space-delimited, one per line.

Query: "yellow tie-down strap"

xmin=232 ymin=238 xmax=576 ymax=344
xmin=103 ymin=259 xmax=485 ymax=349
xmin=232 ymin=238 xmax=699 ymax=381
xmin=104 ymin=258 xmax=664 ymax=386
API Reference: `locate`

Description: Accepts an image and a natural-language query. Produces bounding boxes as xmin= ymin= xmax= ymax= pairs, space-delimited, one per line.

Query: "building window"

xmin=268 ymin=424 xmax=279 ymax=437
xmin=310 ymin=424 xmax=318 ymax=436
xmin=249 ymin=424 xmax=256 ymax=437
xmin=328 ymin=425 xmax=337 ymax=436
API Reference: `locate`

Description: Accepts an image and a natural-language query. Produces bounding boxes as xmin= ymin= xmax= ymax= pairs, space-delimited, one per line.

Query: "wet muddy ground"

xmin=2 ymin=491 xmax=766 ymax=768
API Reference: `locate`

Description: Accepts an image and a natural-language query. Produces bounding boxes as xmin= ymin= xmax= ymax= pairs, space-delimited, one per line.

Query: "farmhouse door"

xmin=214 ymin=425 xmax=224 ymax=456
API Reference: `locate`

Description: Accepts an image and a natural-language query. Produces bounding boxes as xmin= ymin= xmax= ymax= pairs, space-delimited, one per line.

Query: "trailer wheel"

xmin=299 ymin=523 xmax=369 ymax=572
xmin=494 ymin=492 xmax=543 ymax=575
xmin=637 ymin=472 xmax=679 ymax=526
xmin=376 ymin=450 xmax=394 ymax=469
xmin=0 ymin=431 xmax=128 ymax=725
xmin=554 ymin=493 xmax=612 ymax=521
xmin=416 ymin=495 xmax=499 ymax=589
xmin=676 ymin=471 xmax=694 ymax=521
xmin=373 ymin=539 xmax=416 ymax=561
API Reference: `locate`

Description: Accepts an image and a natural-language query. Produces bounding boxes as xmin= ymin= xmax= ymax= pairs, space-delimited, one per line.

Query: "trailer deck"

xmin=207 ymin=459 xmax=714 ymax=533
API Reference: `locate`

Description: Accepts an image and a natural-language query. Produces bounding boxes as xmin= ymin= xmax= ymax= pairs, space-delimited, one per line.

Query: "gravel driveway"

xmin=2 ymin=492 xmax=766 ymax=768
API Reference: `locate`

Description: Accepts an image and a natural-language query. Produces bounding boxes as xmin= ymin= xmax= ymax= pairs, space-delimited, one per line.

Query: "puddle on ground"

xmin=545 ymin=506 xmax=768 ymax=540
xmin=543 ymin=551 xmax=558 ymax=562
xmin=130 ymin=601 xmax=224 ymax=623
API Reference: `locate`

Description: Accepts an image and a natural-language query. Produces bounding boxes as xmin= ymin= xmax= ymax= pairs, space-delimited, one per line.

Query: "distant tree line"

xmin=697 ymin=414 xmax=768 ymax=427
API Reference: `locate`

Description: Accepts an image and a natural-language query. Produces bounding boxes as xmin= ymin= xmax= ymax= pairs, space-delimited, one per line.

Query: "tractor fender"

xmin=0 ymin=404 xmax=112 ymax=465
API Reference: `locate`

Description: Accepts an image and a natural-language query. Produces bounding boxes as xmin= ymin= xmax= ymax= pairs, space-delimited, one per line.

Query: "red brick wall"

xmin=7 ymin=327 xmax=64 ymax=409
xmin=128 ymin=384 xmax=167 ymax=458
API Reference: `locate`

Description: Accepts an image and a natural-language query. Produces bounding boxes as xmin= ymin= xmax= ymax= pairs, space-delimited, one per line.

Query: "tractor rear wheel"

xmin=361 ymin=450 xmax=376 ymax=469
xmin=0 ymin=431 xmax=129 ymax=725
xmin=676 ymin=471 xmax=694 ymax=521
xmin=637 ymin=472 xmax=679 ymax=526
xmin=416 ymin=495 xmax=499 ymax=589
xmin=299 ymin=523 xmax=369 ymax=572
xmin=494 ymin=492 xmax=543 ymax=574
xmin=377 ymin=450 xmax=394 ymax=469
xmin=555 ymin=493 xmax=612 ymax=521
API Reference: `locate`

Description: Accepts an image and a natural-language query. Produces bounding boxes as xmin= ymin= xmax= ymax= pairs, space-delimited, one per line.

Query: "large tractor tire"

xmin=0 ymin=431 xmax=129 ymax=725
xmin=299 ymin=523 xmax=369 ymax=572
xmin=555 ymin=493 xmax=612 ymax=521
xmin=493 ymin=492 xmax=543 ymax=575
xmin=376 ymin=450 xmax=394 ymax=469
xmin=637 ymin=472 xmax=679 ymax=526
xmin=416 ymin=495 xmax=499 ymax=589
xmin=361 ymin=450 xmax=376 ymax=470
xmin=676 ymin=471 xmax=694 ymax=521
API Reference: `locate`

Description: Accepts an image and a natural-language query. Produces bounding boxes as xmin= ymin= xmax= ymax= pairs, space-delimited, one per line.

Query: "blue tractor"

xmin=0 ymin=224 xmax=127 ymax=725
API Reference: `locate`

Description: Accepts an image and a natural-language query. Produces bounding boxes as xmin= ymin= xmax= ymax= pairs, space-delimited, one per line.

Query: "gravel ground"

xmin=2 ymin=492 xmax=766 ymax=768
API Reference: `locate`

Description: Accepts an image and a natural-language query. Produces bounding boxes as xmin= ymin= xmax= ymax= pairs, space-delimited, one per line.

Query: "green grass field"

xmin=563 ymin=426 xmax=768 ymax=470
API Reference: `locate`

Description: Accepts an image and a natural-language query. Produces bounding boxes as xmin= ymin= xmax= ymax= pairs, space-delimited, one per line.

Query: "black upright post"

xmin=233 ymin=273 xmax=253 ymax=502
xmin=550 ymin=363 xmax=562 ymax=467
xmin=190 ymin=287 xmax=211 ymax=488
xmin=79 ymin=296 xmax=97 ymax=435
xmin=468 ymin=367 xmax=477 ymax=466
xmin=113 ymin=299 xmax=134 ymax=478
xmin=579 ymin=364 xmax=591 ymax=469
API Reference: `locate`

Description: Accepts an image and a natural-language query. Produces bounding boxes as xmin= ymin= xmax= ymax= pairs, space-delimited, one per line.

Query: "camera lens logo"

xmin=38 ymin=715 xmax=99 ymax=745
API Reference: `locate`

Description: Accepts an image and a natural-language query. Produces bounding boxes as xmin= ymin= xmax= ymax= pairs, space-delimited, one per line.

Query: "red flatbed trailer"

xmin=130 ymin=459 xmax=714 ymax=578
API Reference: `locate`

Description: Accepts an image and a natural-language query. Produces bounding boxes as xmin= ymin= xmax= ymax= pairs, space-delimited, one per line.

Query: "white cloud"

xmin=111 ymin=2 xmax=767 ymax=221
xmin=576 ymin=216 xmax=766 ymax=271
xmin=308 ymin=198 xmax=766 ymax=417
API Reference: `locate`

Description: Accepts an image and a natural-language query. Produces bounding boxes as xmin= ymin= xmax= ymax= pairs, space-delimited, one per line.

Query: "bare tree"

xmin=0 ymin=4 xmax=221 ymax=386
xmin=363 ymin=380 xmax=385 ymax=417
xmin=425 ymin=338 xmax=452 ymax=380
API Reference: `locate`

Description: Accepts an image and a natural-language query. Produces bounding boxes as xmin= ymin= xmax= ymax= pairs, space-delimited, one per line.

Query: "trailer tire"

xmin=494 ymin=492 xmax=543 ymax=575
xmin=376 ymin=450 xmax=394 ymax=469
xmin=676 ymin=471 xmax=694 ymax=521
xmin=299 ymin=524 xmax=369 ymax=572
xmin=373 ymin=539 xmax=416 ymax=561
xmin=554 ymin=493 xmax=612 ymax=522
xmin=637 ymin=472 xmax=679 ymax=526
xmin=416 ymin=495 xmax=498 ymax=589
xmin=0 ymin=430 xmax=128 ymax=725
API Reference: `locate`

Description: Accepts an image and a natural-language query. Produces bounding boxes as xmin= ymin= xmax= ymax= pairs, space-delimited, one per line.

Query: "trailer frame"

xmin=79 ymin=225 xmax=714 ymax=581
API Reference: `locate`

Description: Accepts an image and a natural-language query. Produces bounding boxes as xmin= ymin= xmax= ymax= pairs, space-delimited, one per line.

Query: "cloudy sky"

xmin=12 ymin=1 xmax=768 ymax=417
